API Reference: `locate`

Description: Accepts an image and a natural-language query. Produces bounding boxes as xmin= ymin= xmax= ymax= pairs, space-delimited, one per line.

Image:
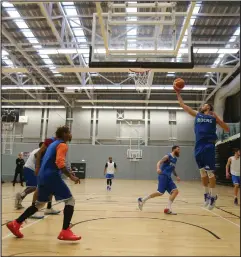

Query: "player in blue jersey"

xmin=7 ymin=126 xmax=81 ymax=241
xmin=138 ymin=146 xmax=181 ymax=214
xmin=25 ymin=134 xmax=72 ymax=218
xmin=14 ymin=137 xmax=62 ymax=218
xmin=175 ymin=84 xmax=229 ymax=210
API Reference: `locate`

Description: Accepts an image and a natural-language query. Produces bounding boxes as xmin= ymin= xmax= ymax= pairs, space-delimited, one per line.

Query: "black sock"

xmin=63 ymin=205 xmax=74 ymax=230
xmin=21 ymin=187 xmax=36 ymax=200
xmin=47 ymin=201 xmax=52 ymax=209
xmin=16 ymin=205 xmax=38 ymax=223
xmin=107 ymin=179 xmax=109 ymax=186
xmin=110 ymin=179 xmax=112 ymax=186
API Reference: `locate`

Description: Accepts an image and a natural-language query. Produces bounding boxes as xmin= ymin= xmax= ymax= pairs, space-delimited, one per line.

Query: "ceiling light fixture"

xmin=80 ymin=106 xmax=183 ymax=110
xmin=1 ymin=106 xmax=65 ymax=109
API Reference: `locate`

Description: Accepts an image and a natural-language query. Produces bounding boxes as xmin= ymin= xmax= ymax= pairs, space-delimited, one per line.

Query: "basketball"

xmin=173 ymin=78 xmax=185 ymax=91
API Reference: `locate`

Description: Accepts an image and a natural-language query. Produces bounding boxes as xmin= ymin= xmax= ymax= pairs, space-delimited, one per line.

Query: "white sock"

xmin=209 ymin=188 xmax=216 ymax=197
xmin=204 ymin=187 xmax=209 ymax=194
xmin=167 ymin=199 xmax=173 ymax=210
xmin=142 ymin=195 xmax=151 ymax=203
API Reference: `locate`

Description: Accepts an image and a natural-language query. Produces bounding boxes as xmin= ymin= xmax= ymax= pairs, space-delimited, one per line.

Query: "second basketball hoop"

xmin=129 ymin=68 xmax=151 ymax=93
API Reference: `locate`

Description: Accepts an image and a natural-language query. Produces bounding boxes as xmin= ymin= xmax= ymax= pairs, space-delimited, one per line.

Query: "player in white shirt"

xmin=15 ymin=142 xmax=59 ymax=218
xmin=15 ymin=143 xmax=43 ymax=210
xmin=104 ymin=157 xmax=117 ymax=191
xmin=226 ymin=148 xmax=240 ymax=205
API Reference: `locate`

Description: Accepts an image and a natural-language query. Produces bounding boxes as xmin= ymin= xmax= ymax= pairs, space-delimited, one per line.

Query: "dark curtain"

xmin=224 ymin=91 xmax=240 ymax=123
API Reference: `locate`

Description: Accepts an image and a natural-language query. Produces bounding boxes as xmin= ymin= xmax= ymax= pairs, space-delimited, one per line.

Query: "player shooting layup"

xmin=175 ymin=82 xmax=229 ymax=210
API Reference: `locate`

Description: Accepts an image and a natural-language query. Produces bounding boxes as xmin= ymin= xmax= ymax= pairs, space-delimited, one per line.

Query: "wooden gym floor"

xmin=2 ymin=179 xmax=240 ymax=256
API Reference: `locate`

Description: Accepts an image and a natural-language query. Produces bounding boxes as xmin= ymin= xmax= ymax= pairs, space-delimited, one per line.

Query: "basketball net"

xmin=129 ymin=69 xmax=151 ymax=93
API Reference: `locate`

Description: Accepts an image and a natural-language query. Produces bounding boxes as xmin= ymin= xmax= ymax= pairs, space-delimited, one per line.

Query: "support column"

xmin=66 ymin=107 xmax=72 ymax=130
xmin=145 ymin=109 xmax=148 ymax=146
xmin=41 ymin=108 xmax=47 ymax=141
xmin=187 ymin=23 xmax=192 ymax=62
xmin=92 ymin=108 xmax=97 ymax=145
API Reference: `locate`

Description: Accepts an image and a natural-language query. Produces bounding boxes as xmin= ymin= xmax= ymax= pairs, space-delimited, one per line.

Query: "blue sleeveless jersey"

xmin=40 ymin=137 xmax=56 ymax=166
xmin=194 ymin=113 xmax=217 ymax=145
xmin=160 ymin=153 xmax=177 ymax=178
xmin=38 ymin=139 xmax=64 ymax=183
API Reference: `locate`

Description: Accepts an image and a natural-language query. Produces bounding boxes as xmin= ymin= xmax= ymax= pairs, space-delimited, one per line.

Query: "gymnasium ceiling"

xmin=1 ymin=1 xmax=240 ymax=109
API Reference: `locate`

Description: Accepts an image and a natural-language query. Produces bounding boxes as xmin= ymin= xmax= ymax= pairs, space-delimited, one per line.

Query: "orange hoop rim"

xmin=129 ymin=68 xmax=151 ymax=74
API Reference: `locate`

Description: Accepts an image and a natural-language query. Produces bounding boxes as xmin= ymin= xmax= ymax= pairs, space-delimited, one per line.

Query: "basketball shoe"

xmin=57 ymin=228 xmax=81 ymax=241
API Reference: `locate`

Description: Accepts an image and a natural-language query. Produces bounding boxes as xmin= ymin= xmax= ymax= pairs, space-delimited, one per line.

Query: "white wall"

xmin=14 ymin=108 xmax=196 ymax=145
xmin=2 ymin=108 xmax=198 ymax=181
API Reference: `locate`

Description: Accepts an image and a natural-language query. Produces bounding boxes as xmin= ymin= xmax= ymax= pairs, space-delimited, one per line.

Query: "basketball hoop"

xmin=129 ymin=68 xmax=151 ymax=93
xmin=127 ymin=149 xmax=143 ymax=162
xmin=2 ymin=122 xmax=15 ymax=155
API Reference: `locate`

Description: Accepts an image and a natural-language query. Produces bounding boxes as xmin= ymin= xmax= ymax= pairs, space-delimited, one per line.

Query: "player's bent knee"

xmin=206 ymin=170 xmax=215 ymax=179
xmin=172 ymin=189 xmax=179 ymax=195
xmin=156 ymin=191 xmax=163 ymax=196
xmin=65 ymin=196 xmax=75 ymax=206
xmin=200 ymin=169 xmax=207 ymax=178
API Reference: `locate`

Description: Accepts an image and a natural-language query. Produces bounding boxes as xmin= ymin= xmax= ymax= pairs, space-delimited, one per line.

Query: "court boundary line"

xmin=201 ymin=207 xmax=240 ymax=228
xmin=215 ymin=206 xmax=240 ymax=218
xmin=2 ymin=215 xmax=50 ymax=240
xmin=1 ymin=200 xmax=65 ymax=227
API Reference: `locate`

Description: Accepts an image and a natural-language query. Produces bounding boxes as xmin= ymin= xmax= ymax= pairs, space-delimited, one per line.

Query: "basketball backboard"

xmin=89 ymin=1 xmax=194 ymax=69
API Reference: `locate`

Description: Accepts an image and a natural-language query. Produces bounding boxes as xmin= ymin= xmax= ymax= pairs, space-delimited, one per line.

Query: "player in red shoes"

xmin=6 ymin=126 xmax=81 ymax=241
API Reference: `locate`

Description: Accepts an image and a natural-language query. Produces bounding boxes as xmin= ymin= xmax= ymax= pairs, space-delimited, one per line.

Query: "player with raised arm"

xmin=174 ymin=79 xmax=229 ymax=210
xmin=7 ymin=126 xmax=81 ymax=241
xmin=137 ymin=146 xmax=181 ymax=215
xmin=226 ymin=148 xmax=240 ymax=205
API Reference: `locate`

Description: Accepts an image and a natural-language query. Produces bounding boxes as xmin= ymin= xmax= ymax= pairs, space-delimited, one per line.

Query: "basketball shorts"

xmin=106 ymin=174 xmax=114 ymax=179
xmin=195 ymin=143 xmax=215 ymax=171
xmin=157 ymin=174 xmax=177 ymax=194
xmin=37 ymin=173 xmax=72 ymax=202
xmin=232 ymin=175 xmax=240 ymax=185
xmin=24 ymin=167 xmax=37 ymax=187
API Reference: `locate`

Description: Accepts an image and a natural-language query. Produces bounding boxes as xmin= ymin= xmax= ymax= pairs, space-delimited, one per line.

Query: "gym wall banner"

xmin=71 ymin=163 xmax=86 ymax=179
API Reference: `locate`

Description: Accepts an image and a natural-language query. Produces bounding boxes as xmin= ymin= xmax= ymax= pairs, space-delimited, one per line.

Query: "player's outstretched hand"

xmin=70 ymin=174 xmax=80 ymax=184
xmin=176 ymin=176 xmax=181 ymax=182
xmin=173 ymin=82 xmax=181 ymax=94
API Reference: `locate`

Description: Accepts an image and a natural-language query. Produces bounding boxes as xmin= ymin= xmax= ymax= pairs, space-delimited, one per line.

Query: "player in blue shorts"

xmin=175 ymin=83 xmax=229 ymax=210
xmin=104 ymin=157 xmax=117 ymax=191
xmin=7 ymin=126 xmax=81 ymax=241
xmin=25 ymin=134 xmax=71 ymax=217
xmin=14 ymin=141 xmax=61 ymax=218
xmin=226 ymin=148 xmax=240 ymax=205
xmin=138 ymin=146 xmax=181 ymax=214
xmin=14 ymin=142 xmax=44 ymax=210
